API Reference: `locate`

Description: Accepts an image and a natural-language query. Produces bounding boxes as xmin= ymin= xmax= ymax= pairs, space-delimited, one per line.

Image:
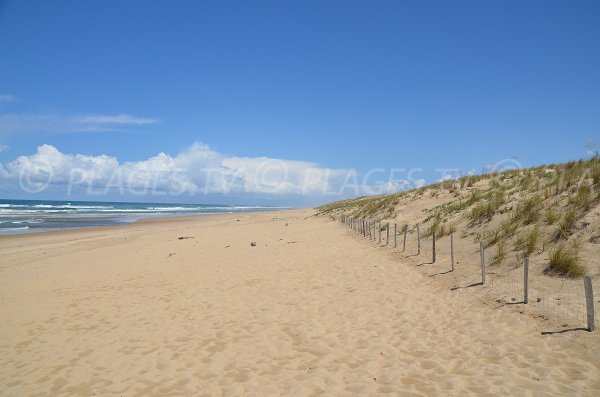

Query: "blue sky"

xmin=0 ymin=0 xmax=599 ymax=205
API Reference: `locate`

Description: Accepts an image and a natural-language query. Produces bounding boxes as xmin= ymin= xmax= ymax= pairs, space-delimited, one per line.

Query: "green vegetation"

xmin=491 ymin=240 xmax=507 ymax=265
xmin=468 ymin=191 xmax=505 ymax=223
xmin=475 ymin=228 xmax=502 ymax=248
xmin=571 ymin=185 xmax=593 ymax=210
xmin=546 ymin=243 xmax=585 ymax=277
xmin=514 ymin=226 xmax=540 ymax=257
xmin=316 ymin=156 xmax=600 ymax=279
xmin=544 ymin=208 xmax=558 ymax=224
xmin=556 ymin=208 xmax=578 ymax=239
xmin=513 ymin=195 xmax=541 ymax=225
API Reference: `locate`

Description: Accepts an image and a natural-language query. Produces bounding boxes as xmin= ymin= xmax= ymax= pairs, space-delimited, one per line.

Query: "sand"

xmin=1 ymin=209 xmax=599 ymax=396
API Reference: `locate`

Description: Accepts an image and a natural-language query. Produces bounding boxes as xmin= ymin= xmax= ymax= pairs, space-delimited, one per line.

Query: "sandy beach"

xmin=1 ymin=209 xmax=599 ymax=396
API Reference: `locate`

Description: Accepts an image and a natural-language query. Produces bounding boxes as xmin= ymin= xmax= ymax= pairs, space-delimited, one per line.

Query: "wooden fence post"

xmin=432 ymin=232 xmax=436 ymax=263
xmin=394 ymin=223 xmax=397 ymax=248
xmin=450 ymin=234 xmax=454 ymax=271
xmin=403 ymin=224 xmax=408 ymax=252
xmin=584 ymin=276 xmax=595 ymax=332
xmin=386 ymin=223 xmax=389 ymax=246
xmin=479 ymin=241 xmax=485 ymax=285
xmin=523 ymin=256 xmax=529 ymax=304
xmin=378 ymin=222 xmax=382 ymax=244
xmin=416 ymin=224 xmax=421 ymax=255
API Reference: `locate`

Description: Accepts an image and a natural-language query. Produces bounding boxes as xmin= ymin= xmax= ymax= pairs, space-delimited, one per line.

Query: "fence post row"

xmin=523 ymin=256 xmax=529 ymax=304
xmin=416 ymin=224 xmax=421 ymax=255
xmin=584 ymin=276 xmax=595 ymax=332
xmin=337 ymin=215 xmax=594 ymax=333
xmin=432 ymin=231 xmax=436 ymax=263
xmin=479 ymin=241 xmax=485 ymax=285
xmin=386 ymin=223 xmax=390 ymax=246
xmin=450 ymin=234 xmax=454 ymax=272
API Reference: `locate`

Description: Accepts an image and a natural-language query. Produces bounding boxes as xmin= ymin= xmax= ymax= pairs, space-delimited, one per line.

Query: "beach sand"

xmin=1 ymin=209 xmax=599 ymax=396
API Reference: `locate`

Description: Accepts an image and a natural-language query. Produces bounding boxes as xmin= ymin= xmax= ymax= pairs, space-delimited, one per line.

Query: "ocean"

xmin=0 ymin=199 xmax=284 ymax=235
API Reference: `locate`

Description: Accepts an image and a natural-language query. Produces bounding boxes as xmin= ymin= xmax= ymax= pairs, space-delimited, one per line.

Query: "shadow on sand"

xmin=450 ymin=282 xmax=482 ymax=291
xmin=541 ymin=327 xmax=589 ymax=336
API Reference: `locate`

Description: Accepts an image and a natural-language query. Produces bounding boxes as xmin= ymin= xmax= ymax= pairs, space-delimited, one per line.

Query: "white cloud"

xmin=0 ymin=112 xmax=157 ymax=136
xmin=0 ymin=142 xmax=424 ymax=199
xmin=72 ymin=114 xmax=157 ymax=125
xmin=0 ymin=144 xmax=9 ymax=153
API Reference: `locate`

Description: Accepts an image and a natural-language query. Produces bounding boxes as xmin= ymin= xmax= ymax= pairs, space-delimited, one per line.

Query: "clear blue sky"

xmin=0 ymin=0 xmax=599 ymax=205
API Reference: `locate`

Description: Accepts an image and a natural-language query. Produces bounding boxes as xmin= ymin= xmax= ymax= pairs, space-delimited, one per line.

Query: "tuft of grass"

xmin=556 ymin=208 xmax=577 ymax=239
xmin=571 ymin=185 xmax=593 ymax=210
xmin=544 ymin=208 xmax=558 ymax=225
xmin=446 ymin=223 xmax=457 ymax=235
xmin=425 ymin=214 xmax=456 ymax=238
xmin=468 ymin=191 xmax=505 ymax=223
xmin=514 ymin=225 xmax=540 ymax=257
xmin=491 ymin=240 xmax=507 ymax=265
xmin=499 ymin=219 xmax=518 ymax=238
xmin=513 ymin=195 xmax=541 ymax=225
xmin=475 ymin=228 xmax=502 ymax=248
xmin=546 ymin=243 xmax=585 ymax=277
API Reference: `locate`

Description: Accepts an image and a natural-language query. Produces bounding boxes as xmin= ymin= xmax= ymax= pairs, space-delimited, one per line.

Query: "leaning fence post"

xmin=378 ymin=222 xmax=382 ymax=244
xmin=479 ymin=241 xmax=485 ymax=285
xmin=450 ymin=234 xmax=455 ymax=271
xmin=394 ymin=223 xmax=397 ymax=248
xmin=523 ymin=256 xmax=529 ymax=304
xmin=584 ymin=276 xmax=595 ymax=332
xmin=386 ymin=223 xmax=390 ymax=246
xmin=432 ymin=232 xmax=436 ymax=263
xmin=403 ymin=224 xmax=408 ymax=252
xmin=416 ymin=224 xmax=421 ymax=255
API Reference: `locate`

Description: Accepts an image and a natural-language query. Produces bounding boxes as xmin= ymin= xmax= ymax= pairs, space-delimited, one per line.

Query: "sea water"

xmin=0 ymin=199 xmax=283 ymax=235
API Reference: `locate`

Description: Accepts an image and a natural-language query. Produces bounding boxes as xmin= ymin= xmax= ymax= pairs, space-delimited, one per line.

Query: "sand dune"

xmin=1 ymin=210 xmax=599 ymax=396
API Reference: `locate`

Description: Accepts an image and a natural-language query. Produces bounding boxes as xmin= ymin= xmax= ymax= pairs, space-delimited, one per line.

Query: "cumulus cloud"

xmin=0 ymin=143 xmax=425 ymax=199
xmin=0 ymin=112 xmax=158 ymax=136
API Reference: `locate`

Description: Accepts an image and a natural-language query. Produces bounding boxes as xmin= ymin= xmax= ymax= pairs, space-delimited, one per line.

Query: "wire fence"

xmin=336 ymin=215 xmax=598 ymax=333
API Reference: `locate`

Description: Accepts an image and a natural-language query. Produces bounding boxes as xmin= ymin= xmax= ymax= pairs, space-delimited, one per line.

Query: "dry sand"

xmin=1 ymin=209 xmax=599 ymax=396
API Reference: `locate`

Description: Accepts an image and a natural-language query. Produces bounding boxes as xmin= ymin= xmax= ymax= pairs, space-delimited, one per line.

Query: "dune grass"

xmin=546 ymin=243 xmax=585 ymax=277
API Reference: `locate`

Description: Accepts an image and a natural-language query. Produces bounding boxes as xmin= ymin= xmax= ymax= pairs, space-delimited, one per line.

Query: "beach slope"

xmin=1 ymin=210 xmax=599 ymax=396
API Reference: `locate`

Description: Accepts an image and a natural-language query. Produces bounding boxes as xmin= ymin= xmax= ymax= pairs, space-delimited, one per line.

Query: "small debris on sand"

xmin=178 ymin=236 xmax=194 ymax=240
xmin=250 ymin=242 xmax=256 ymax=247
xmin=167 ymin=252 xmax=176 ymax=258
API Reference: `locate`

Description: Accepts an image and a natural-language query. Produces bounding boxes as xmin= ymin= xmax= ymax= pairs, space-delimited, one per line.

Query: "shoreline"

xmin=0 ymin=208 xmax=298 ymax=241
